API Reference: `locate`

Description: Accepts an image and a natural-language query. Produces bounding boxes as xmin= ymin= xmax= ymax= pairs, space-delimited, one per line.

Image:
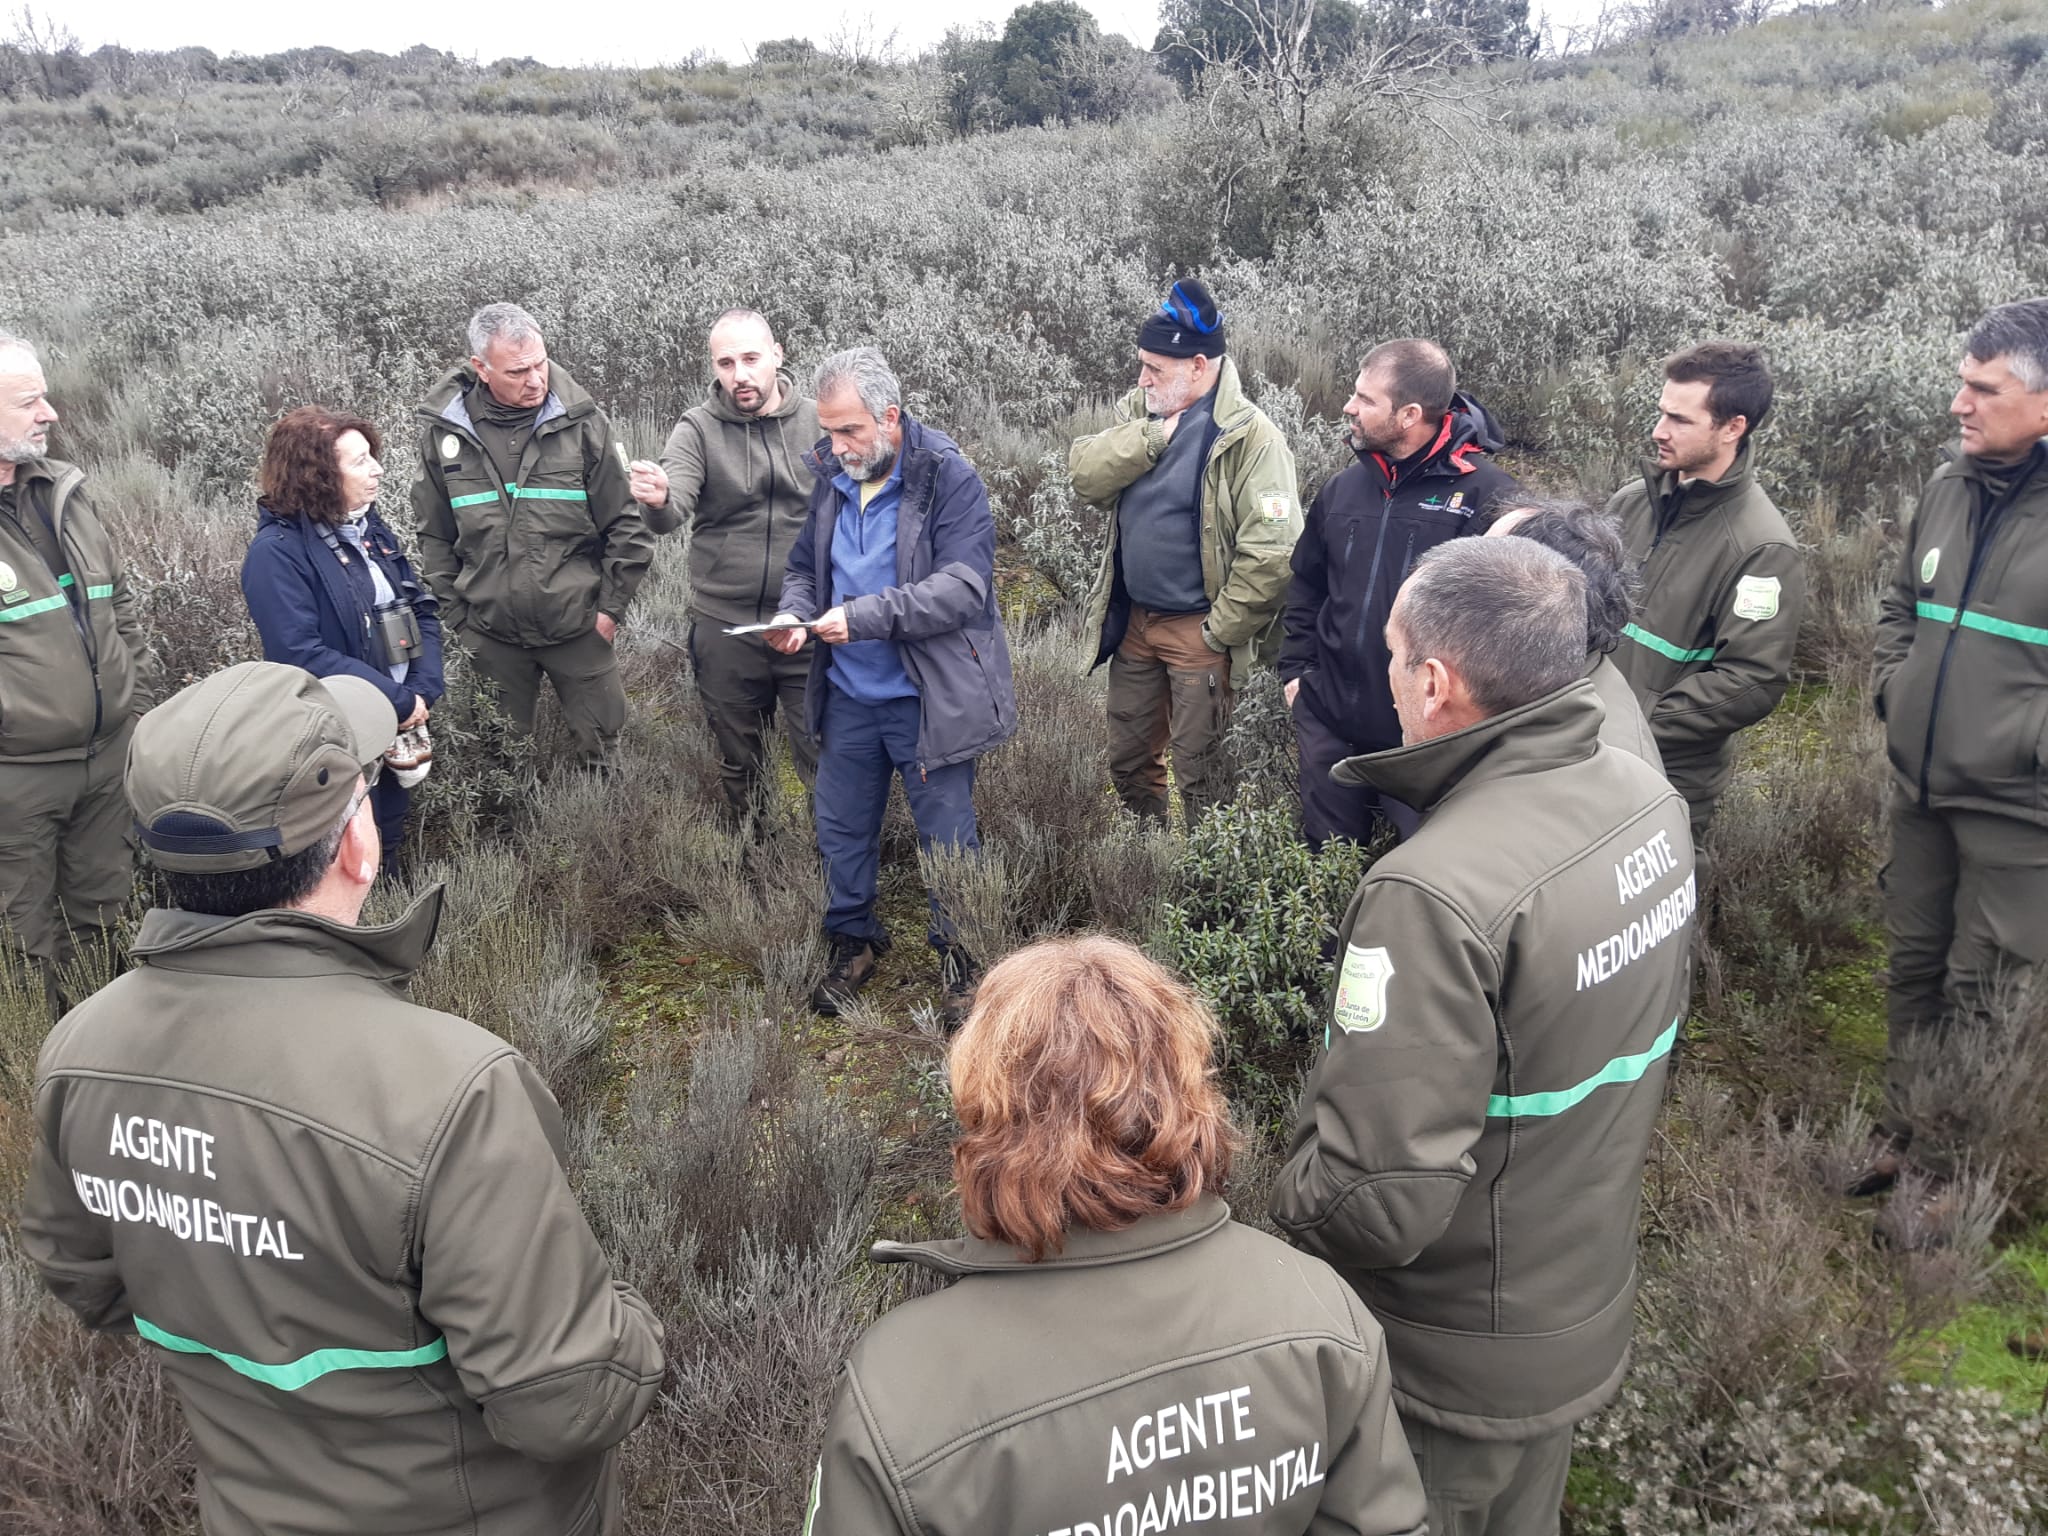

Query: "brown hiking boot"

xmin=1871 ymin=1172 xmax=1959 ymax=1252
xmin=1844 ymin=1128 xmax=1911 ymax=1199
xmin=812 ymin=932 xmax=884 ymax=1016
xmin=937 ymin=944 xmax=981 ymax=1034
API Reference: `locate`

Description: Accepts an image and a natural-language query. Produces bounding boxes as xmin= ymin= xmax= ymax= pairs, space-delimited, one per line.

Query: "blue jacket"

xmin=779 ymin=415 xmax=1017 ymax=770
xmin=241 ymin=504 xmax=445 ymax=718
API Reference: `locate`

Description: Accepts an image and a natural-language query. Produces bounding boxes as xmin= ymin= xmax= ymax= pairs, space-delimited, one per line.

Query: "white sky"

xmin=44 ymin=0 xmax=1606 ymax=68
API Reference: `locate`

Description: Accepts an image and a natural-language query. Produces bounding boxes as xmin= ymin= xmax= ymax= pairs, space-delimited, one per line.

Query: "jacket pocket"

xmin=0 ymin=606 xmax=96 ymax=756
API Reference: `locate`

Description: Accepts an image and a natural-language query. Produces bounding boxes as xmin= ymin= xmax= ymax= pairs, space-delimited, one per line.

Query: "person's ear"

xmin=1719 ymin=413 xmax=1747 ymax=446
xmin=1421 ymin=657 xmax=1452 ymax=719
xmin=338 ymin=798 xmax=380 ymax=886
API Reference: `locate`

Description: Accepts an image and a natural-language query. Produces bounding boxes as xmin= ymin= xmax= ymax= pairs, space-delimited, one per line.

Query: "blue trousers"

xmin=815 ymin=685 xmax=979 ymax=947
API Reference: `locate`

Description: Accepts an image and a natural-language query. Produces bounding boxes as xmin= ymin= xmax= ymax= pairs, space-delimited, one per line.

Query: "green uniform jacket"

xmin=18 ymin=890 xmax=666 ymax=1536
xmin=1591 ymin=653 xmax=1663 ymax=775
xmin=649 ymin=375 xmax=820 ymax=626
xmin=0 ymin=458 xmax=153 ymax=762
xmin=1271 ymin=681 xmax=1694 ymax=1440
xmin=1607 ymin=446 xmax=1805 ymax=809
xmin=1875 ymin=440 xmax=2048 ymax=823
xmin=1073 ymin=358 xmax=1302 ymax=690
xmin=412 ymin=363 xmax=653 ymax=647
xmin=807 ymin=1197 xmax=1426 ymax=1536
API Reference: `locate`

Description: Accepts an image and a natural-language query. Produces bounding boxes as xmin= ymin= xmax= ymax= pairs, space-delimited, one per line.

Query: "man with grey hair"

xmin=412 ymin=303 xmax=652 ymax=769
xmin=0 ymin=331 xmax=155 ymax=1014
xmin=1863 ymin=296 xmax=2048 ymax=1266
xmin=766 ymin=347 xmax=1016 ymax=1026
xmin=1487 ymin=497 xmax=1662 ymax=772
xmin=626 ymin=308 xmax=820 ymax=820
xmin=1272 ymin=537 xmax=1695 ymax=1534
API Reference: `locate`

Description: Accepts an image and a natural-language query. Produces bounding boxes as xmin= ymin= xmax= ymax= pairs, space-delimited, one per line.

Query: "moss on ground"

xmin=1810 ymin=924 xmax=1888 ymax=1074
xmin=1923 ymin=1227 xmax=2048 ymax=1409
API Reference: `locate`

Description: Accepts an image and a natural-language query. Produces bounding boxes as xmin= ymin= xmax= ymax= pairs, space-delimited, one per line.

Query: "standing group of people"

xmin=8 ymin=288 xmax=2048 ymax=1536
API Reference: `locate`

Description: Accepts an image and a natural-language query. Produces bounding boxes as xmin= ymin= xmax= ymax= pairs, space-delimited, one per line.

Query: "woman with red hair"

xmin=806 ymin=935 xmax=1424 ymax=1536
xmin=241 ymin=407 xmax=443 ymax=848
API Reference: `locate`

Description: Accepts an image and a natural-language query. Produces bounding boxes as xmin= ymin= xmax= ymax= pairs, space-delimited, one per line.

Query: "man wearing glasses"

xmin=19 ymin=662 xmax=664 ymax=1536
xmin=1072 ymin=279 xmax=1302 ymax=827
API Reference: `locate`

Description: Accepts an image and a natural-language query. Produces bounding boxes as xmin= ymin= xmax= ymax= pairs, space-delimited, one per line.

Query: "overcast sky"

xmin=44 ymin=0 xmax=1606 ymax=68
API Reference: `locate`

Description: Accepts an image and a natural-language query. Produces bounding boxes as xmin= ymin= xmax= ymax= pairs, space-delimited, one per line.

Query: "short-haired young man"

xmin=1273 ymin=538 xmax=1695 ymax=1535
xmin=1607 ymin=342 xmax=1805 ymax=888
xmin=20 ymin=662 xmax=665 ymax=1536
xmin=1863 ymin=297 xmax=2048 ymax=1266
xmin=1280 ymin=339 xmax=1521 ymax=848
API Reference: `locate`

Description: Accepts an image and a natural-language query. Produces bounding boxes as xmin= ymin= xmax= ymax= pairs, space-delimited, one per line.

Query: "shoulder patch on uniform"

xmin=1332 ymin=944 xmax=1395 ymax=1035
xmin=1921 ymin=547 xmax=1940 ymax=585
xmin=440 ymin=433 xmax=460 ymax=460
xmin=1731 ymin=574 xmax=1781 ymax=621
xmin=1259 ymin=493 xmax=1292 ymax=522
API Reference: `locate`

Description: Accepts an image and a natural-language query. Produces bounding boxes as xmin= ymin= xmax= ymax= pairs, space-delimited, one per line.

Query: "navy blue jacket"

xmin=779 ymin=415 xmax=1017 ymax=770
xmin=241 ymin=504 xmax=445 ymax=718
xmin=1279 ymin=393 xmax=1521 ymax=753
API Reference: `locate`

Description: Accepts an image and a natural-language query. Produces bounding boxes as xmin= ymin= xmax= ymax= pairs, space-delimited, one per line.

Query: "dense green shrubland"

xmin=6 ymin=2 xmax=2048 ymax=1530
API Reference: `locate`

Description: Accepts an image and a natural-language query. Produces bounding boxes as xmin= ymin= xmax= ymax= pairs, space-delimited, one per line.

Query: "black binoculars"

xmin=370 ymin=601 xmax=423 ymax=669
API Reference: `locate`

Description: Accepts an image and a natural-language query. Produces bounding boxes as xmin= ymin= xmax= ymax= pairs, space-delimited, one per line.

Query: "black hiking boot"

xmin=937 ymin=944 xmax=981 ymax=1033
xmin=1844 ymin=1128 xmax=1911 ymax=1199
xmin=812 ymin=931 xmax=885 ymax=1016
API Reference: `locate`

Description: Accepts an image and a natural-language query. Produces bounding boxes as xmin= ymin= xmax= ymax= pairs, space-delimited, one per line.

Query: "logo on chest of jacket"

xmin=1921 ymin=547 xmax=1941 ymax=585
xmin=1332 ymin=944 xmax=1395 ymax=1035
xmin=440 ymin=434 xmax=461 ymax=460
xmin=1731 ymin=574 xmax=1781 ymax=621
xmin=0 ymin=560 xmax=17 ymax=599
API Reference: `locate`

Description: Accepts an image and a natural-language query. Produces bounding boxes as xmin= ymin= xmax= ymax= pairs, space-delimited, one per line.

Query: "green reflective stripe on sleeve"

xmin=447 ymin=490 xmax=501 ymax=509
xmin=0 ymin=592 xmax=70 ymax=621
xmin=1621 ymin=623 xmax=1715 ymax=664
xmin=85 ymin=583 xmax=114 ymax=600
xmin=134 ymin=1314 xmax=448 ymax=1393
xmin=1917 ymin=600 xmax=2048 ymax=648
xmin=802 ymin=1462 xmax=822 ymax=1536
xmin=510 ymin=486 xmax=589 ymax=502
xmin=1486 ymin=1018 xmax=1681 ymax=1119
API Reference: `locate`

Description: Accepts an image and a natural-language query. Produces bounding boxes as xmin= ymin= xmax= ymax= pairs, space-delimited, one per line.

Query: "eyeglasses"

xmin=341 ymin=758 xmax=383 ymax=826
xmin=1157 ymin=282 xmax=1221 ymax=335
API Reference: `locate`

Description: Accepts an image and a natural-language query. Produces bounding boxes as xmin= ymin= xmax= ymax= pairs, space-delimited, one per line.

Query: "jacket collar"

xmin=803 ymin=411 xmax=959 ymax=483
xmin=129 ymin=884 xmax=446 ymax=985
xmin=1643 ymin=440 xmax=1755 ymax=521
xmin=1114 ymin=357 xmax=1256 ymax=439
xmin=423 ymin=362 xmax=585 ymax=434
xmin=870 ymin=1194 xmax=1232 ymax=1277
xmin=1333 ymin=678 xmax=1603 ymax=813
xmin=1953 ymin=436 xmax=2047 ymax=491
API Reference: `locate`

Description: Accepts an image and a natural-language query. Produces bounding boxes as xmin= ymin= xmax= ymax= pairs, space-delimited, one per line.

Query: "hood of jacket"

xmin=703 ymin=371 xmax=803 ymax=426
xmin=129 ymin=885 xmax=445 ymax=984
xmin=1334 ymin=678 xmax=1603 ymax=812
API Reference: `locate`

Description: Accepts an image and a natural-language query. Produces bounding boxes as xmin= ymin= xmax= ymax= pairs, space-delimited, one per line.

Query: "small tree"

xmin=993 ymin=0 xmax=1098 ymax=125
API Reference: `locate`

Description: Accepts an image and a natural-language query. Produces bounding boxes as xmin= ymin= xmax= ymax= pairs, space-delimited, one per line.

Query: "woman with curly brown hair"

xmin=240 ymin=406 xmax=443 ymax=848
xmin=805 ymin=935 xmax=1425 ymax=1536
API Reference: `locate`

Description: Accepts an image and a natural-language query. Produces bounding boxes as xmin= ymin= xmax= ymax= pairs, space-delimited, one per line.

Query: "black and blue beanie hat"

xmin=1137 ymin=279 xmax=1227 ymax=359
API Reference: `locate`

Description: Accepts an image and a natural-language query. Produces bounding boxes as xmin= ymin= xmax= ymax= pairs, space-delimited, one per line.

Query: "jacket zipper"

xmin=758 ymin=420 xmax=776 ymax=618
xmin=1352 ymin=483 xmax=1397 ymax=658
xmin=1918 ymin=457 xmax=2043 ymax=807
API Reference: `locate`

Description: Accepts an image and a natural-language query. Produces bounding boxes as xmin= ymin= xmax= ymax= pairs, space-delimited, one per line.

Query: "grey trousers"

xmin=461 ymin=624 xmax=626 ymax=770
xmin=1401 ymin=1417 xmax=1574 ymax=1536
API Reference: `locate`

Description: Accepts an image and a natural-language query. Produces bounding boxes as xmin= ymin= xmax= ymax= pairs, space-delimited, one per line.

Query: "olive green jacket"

xmin=18 ymin=890 xmax=666 ymax=1536
xmin=1073 ymin=359 xmax=1302 ymax=689
xmin=1271 ymin=681 xmax=1694 ymax=1440
xmin=1591 ymin=653 xmax=1663 ymax=774
xmin=1607 ymin=445 xmax=1804 ymax=810
xmin=412 ymin=363 xmax=653 ymax=647
xmin=0 ymin=458 xmax=153 ymax=762
xmin=808 ymin=1198 xmax=1425 ymax=1536
xmin=649 ymin=375 xmax=819 ymax=626
xmin=1875 ymin=441 xmax=2048 ymax=823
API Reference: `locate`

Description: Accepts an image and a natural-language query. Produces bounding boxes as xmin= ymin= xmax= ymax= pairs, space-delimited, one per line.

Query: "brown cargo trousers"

xmin=0 ymin=720 xmax=135 ymax=996
xmin=1402 ymin=1417 xmax=1574 ymax=1536
xmin=461 ymin=624 xmax=626 ymax=771
xmin=687 ymin=617 xmax=818 ymax=815
xmin=1880 ymin=784 xmax=2048 ymax=1177
xmin=1107 ymin=606 xmax=1234 ymax=825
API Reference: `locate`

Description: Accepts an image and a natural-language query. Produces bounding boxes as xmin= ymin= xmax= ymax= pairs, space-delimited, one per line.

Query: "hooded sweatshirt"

xmin=651 ymin=374 xmax=820 ymax=626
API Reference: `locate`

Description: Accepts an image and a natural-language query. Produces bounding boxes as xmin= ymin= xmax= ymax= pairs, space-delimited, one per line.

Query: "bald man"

xmin=632 ymin=310 xmax=821 ymax=818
